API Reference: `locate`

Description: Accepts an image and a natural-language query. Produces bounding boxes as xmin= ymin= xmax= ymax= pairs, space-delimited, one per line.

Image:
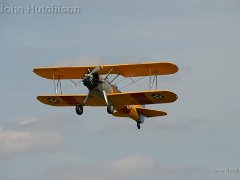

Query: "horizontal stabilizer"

xmin=136 ymin=108 xmax=167 ymax=117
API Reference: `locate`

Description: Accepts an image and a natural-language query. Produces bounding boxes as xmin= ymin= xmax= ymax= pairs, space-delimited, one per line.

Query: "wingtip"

xmin=172 ymin=63 xmax=179 ymax=74
xmin=32 ymin=68 xmax=40 ymax=77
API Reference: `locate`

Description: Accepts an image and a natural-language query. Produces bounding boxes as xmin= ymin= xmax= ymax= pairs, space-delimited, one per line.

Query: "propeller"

xmin=83 ymin=65 xmax=102 ymax=80
xmin=64 ymin=65 xmax=103 ymax=90
xmin=90 ymin=65 xmax=103 ymax=75
xmin=82 ymin=65 xmax=103 ymax=89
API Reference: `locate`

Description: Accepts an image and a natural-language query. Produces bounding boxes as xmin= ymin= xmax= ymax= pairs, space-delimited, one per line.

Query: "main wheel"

xmin=137 ymin=123 xmax=141 ymax=129
xmin=107 ymin=103 xmax=114 ymax=114
xmin=75 ymin=105 xmax=83 ymax=115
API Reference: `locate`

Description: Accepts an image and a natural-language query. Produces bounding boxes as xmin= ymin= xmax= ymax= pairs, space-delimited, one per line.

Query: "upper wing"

xmin=37 ymin=94 xmax=105 ymax=106
xmin=108 ymin=90 xmax=178 ymax=105
xmin=33 ymin=62 xmax=178 ymax=79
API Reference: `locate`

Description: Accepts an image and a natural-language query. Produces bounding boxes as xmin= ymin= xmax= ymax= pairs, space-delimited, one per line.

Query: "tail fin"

xmin=136 ymin=107 xmax=167 ymax=118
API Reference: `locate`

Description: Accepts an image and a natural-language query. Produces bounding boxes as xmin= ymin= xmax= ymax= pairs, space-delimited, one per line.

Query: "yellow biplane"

xmin=33 ymin=62 xmax=178 ymax=129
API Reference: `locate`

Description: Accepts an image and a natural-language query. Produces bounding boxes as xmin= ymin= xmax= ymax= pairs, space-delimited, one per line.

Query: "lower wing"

xmin=37 ymin=94 xmax=105 ymax=106
xmin=108 ymin=90 xmax=177 ymax=105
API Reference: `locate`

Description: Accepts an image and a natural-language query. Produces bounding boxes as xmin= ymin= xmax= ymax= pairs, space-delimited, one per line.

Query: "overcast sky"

xmin=0 ymin=0 xmax=240 ymax=180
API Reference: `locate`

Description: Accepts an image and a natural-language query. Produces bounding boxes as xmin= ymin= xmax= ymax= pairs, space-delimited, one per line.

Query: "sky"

xmin=0 ymin=0 xmax=240 ymax=179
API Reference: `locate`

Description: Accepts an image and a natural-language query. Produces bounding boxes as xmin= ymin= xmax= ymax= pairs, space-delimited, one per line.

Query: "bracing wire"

xmin=119 ymin=76 xmax=146 ymax=90
xmin=114 ymin=76 xmax=127 ymax=85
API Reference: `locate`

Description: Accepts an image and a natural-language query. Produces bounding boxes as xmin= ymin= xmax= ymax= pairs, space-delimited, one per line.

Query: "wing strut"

xmin=52 ymin=70 xmax=63 ymax=95
xmin=149 ymin=66 xmax=152 ymax=90
xmin=148 ymin=65 xmax=158 ymax=90
xmin=150 ymin=74 xmax=158 ymax=90
xmin=156 ymin=74 xmax=158 ymax=90
xmin=104 ymin=67 xmax=114 ymax=80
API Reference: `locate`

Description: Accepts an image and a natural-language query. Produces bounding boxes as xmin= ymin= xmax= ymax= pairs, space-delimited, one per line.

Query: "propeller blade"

xmin=90 ymin=65 xmax=103 ymax=74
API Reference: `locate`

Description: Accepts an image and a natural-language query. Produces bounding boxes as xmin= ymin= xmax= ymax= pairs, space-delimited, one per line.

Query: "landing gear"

xmin=75 ymin=105 xmax=83 ymax=115
xmin=107 ymin=103 xmax=114 ymax=114
xmin=137 ymin=123 xmax=141 ymax=129
xmin=103 ymin=90 xmax=114 ymax=114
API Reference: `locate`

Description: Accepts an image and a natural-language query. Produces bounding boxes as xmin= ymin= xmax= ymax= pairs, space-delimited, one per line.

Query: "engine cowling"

xmin=83 ymin=72 xmax=100 ymax=89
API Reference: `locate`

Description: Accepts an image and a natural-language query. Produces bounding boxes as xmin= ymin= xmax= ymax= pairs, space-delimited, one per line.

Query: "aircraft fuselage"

xmin=86 ymin=75 xmax=142 ymax=123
